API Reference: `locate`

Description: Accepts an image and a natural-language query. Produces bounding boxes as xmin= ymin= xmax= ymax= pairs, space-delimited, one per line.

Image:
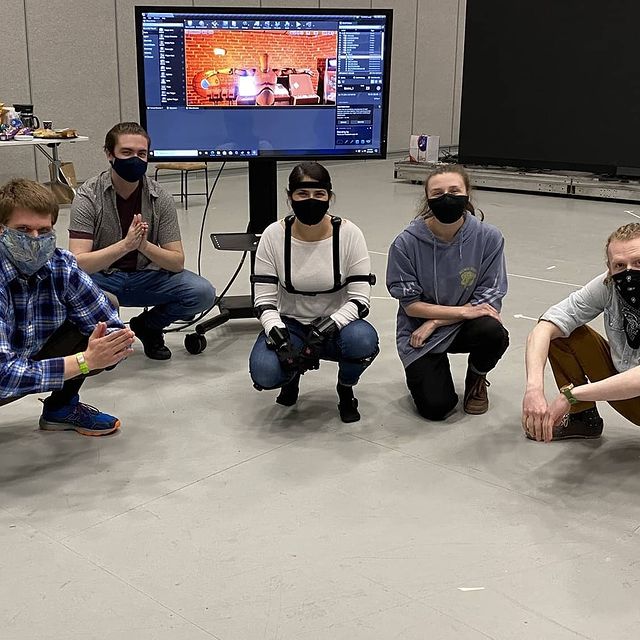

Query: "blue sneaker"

xmin=39 ymin=395 xmax=121 ymax=437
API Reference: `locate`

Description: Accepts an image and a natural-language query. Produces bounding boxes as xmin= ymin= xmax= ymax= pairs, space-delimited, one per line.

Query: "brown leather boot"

xmin=463 ymin=369 xmax=490 ymax=415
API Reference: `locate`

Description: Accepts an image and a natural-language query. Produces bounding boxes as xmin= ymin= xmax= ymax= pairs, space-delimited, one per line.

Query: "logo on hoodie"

xmin=460 ymin=267 xmax=477 ymax=288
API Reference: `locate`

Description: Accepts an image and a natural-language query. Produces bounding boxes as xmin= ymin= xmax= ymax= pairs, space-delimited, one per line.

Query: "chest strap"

xmin=283 ymin=215 xmax=344 ymax=296
xmin=251 ymin=216 xmax=376 ymax=295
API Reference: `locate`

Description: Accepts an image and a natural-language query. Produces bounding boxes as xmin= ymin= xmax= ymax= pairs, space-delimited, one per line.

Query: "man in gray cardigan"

xmin=523 ymin=223 xmax=640 ymax=442
xmin=69 ymin=122 xmax=215 ymax=360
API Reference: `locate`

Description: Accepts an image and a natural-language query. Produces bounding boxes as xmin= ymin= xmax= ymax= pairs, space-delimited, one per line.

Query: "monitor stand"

xmin=184 ymin=159 xmax=278 ymax=354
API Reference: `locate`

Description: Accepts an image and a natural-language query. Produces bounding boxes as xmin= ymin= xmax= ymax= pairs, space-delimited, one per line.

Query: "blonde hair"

xmin=0 ymin=178 xmax=59 ymax=225
xmin=605 ymin=223 xmax=640 ymax=262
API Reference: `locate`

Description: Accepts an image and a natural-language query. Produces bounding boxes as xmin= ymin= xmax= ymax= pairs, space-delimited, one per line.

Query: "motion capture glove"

xmin=266 ymin=326 xmax=299 ymax=372
xmin=298 ymin=316 xmax=338 ymax=374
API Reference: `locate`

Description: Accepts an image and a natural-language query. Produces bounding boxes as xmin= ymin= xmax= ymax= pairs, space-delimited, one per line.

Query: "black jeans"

xmin=405 ymin=317 xmax=509 ymax=421
xmin=0 ymin=321 xmax=89 ymax=408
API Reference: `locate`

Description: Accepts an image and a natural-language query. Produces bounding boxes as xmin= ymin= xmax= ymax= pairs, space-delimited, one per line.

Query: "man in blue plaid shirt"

xmin=0 ymin=179 xmax=135 ymax=436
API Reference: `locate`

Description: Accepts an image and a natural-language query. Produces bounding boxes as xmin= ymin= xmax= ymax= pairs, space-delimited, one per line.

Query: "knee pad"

xmin=341 ymin=345 xmax=380 ymax=370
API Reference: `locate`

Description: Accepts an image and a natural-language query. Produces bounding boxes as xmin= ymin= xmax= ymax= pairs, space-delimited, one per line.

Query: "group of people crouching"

xmin=1 ymin=121 xmax=639 ymax=444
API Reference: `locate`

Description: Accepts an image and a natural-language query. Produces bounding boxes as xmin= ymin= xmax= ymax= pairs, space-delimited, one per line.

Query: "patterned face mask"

xmin=612 ymin=269 xmax=640 ymax=348
xmin=0 ymin=226 xmax=56 ymax=277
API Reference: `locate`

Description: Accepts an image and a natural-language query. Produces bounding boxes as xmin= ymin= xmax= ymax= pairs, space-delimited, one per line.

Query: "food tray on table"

xmin=32 ymin=128 xmax=79 ymax=139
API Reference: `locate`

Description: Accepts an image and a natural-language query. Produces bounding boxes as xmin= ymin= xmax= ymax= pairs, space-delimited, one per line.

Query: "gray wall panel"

xmin=320 ymin=0 xmax=371 ymax=7
xmin=262 ymin=0 xmax=320 ymax=7
xmin=0 ymin=0 xmax=37 ymax=184
xmin=4 ymin=0 xmax=464 ymax=190
xmin=451 ymin=0 xmax=466 ymax=144
xmin=0 ymin=146 xmax=36 ymax=186
xmin=26 ymin=0 xmax=120 ymax=183
xmin=412 ymin=0 xmax=459 ymax=146
xmin=118 ymin=0 xmax=193 ymax=124
xmin=195 ymin=0 xmax=260 ymax=5
xmin=373 ymin=0 xmax=417 ymax=152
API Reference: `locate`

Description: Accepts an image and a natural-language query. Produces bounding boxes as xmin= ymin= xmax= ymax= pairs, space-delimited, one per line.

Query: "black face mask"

xmin=291 ymin=198 xmax=330 ymax=226
xmin=612 ymin=269 xmax=640 ymax=348
xmin=110 ymin=156 xmax=148 ymax=183
xmin=427 ymin=193 xmax=469 ymax=224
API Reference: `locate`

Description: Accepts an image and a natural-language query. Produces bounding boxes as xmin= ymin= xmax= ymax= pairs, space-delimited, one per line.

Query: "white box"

xmin=409 ymin=134 xmax=439 ymax=163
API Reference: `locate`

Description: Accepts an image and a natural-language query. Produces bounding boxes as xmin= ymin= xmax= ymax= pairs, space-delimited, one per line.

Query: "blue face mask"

xmin=0 ymin=226 xmax=56 ymax=277
xmin=110 ymin=156 xmax=148 ymax=183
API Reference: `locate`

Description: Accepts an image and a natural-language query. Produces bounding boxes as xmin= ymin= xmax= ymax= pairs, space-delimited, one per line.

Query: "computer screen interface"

xmin=136 ymin=7 xmax=393 ymax=161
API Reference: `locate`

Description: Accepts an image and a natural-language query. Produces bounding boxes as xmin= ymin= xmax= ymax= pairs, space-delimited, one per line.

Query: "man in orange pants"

xmin=523 ymin=223 xmax=640 ymax=442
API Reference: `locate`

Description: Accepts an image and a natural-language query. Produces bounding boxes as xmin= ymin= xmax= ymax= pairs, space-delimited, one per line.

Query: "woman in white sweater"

xmin=249 ymin=162 xmax=378 ymax=422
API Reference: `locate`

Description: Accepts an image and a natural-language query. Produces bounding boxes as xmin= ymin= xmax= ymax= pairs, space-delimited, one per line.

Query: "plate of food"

xmin=33 ymin=128 xmax=79 ymax=139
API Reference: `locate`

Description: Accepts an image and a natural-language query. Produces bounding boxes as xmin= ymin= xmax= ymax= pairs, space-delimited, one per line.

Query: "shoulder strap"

xmin=331 ymin=216 xmax=342 ymax=291
xmin=284 ymin=215 xmax=295 ymax=293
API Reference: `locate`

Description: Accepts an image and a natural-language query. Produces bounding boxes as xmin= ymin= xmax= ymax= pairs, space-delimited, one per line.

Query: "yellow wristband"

xmin=75 ymin=352 xmax=90 ymax=375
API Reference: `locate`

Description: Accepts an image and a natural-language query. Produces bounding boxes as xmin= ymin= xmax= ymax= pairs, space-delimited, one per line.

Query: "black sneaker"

xmin=129 ymin=314 xmax=172 ymax=360
xmin=526 ymin=406 xmax=604 ymax=441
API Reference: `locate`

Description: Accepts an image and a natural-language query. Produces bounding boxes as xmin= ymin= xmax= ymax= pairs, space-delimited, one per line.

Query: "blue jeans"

xmin=249 ymin=317 xmax=379 ymax=389
xmin=91 ymin=269 xmax=216 ymax=330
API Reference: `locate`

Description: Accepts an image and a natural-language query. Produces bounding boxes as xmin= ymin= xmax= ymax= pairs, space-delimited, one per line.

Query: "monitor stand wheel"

xmin=183 ymin=295 xmax=255 ymax=354
xmin=184 ymin=332 xmax=207 ymax=355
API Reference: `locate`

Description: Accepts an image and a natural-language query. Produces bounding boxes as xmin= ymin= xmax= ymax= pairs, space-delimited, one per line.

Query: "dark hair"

xmin=0 ymin=178 xmax=59 ymax=225
xmin=287 ymin=162 xmax=333 ymax=195
xmin=104 ymin=122 xmax=151 ymax=155
xmin=416 ymin=164 xmax=483 ymax=221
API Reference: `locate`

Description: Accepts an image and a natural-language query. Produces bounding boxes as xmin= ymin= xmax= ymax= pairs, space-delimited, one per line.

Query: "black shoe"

xmin=338 ymin=398 xmax=360 ymax=423
xmin=526 ymin=406 xmax=604 ymax=441
xmin=129 ymin=315 xmax=172 ymax=361
xmin=276 ymin=376 xmax=300 ymax=406
xmin=337 ymin=383 xmax=361 ymax=423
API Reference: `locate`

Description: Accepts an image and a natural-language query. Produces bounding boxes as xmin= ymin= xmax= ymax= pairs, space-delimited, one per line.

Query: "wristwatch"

xmin=560 ymin=383 xmax=579 ymax=405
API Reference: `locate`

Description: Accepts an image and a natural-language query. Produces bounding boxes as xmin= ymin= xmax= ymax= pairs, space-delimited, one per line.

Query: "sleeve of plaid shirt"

xmin=0 ymin=252 xmax=124 ymax=399
xmin=0 ymin=297 xmax=65 ymax=399
xmin=62 ymin=252 xmax=124 ymax=334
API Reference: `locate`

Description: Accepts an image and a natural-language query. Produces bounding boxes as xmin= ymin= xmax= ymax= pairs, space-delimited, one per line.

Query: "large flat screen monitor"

xmin=459 ymin=0 xmax=640 ymax=175
xmin=135 ymin=6 xmax=393 ymax=162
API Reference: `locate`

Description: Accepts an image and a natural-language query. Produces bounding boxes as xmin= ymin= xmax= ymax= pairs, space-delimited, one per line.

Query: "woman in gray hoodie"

xmin=386 ymin=165 xmax=509 ymax=420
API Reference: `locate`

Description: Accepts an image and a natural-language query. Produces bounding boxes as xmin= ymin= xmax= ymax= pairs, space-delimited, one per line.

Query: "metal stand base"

xmin=194 ymin=295 xmax=255 ymax=336
xmin=183 ymin=295 xmax=256 ymax=354
xmin=182 ymin=161 xmax=278 ymax=354
xmin=394 ymin=161 xmax=640 ymax=202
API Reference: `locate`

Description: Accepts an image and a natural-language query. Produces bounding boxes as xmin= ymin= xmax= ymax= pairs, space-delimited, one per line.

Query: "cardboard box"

xmin=47 ymin=161 xmax=77 ymax=204
xmin=409 ymin=134 xmax=439 ymax=163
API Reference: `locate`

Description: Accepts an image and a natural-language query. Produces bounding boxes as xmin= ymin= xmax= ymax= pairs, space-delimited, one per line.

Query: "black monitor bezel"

xmin=134 ymin=5 xmax=393 ymax=163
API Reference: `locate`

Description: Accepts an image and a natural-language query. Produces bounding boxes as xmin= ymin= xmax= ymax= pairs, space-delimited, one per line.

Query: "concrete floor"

xmin=2 ymin=159 xmax=640 ymax=639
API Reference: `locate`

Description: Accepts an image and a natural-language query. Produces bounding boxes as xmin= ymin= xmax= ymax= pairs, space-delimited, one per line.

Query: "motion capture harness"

xmin=252 ymin=215 xmax=376 ymax=317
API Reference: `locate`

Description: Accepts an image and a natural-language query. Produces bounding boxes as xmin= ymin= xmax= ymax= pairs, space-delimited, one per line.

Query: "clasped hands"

xmin=267 ymin=318 xmax=337 ymax=375
xmin=122 ymin=214 xmax=149 ymax=252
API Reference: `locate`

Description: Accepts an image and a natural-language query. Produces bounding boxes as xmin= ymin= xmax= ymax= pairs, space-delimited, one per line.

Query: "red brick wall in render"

xmin=185 ymin=30 xmax=337 ymax=106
